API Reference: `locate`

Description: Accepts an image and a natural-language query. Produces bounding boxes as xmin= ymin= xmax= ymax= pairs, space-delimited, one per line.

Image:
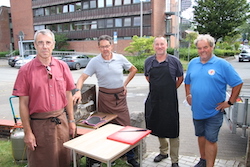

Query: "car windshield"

xmin=25 ymin=55 xmax=35 ymax=59
xmin=242 ymin=49 xmax=250 ymax=53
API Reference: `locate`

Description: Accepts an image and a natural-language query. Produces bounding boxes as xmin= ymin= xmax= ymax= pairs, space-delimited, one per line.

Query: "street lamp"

xmin=140 ymin=0 xmax=146 ymax=37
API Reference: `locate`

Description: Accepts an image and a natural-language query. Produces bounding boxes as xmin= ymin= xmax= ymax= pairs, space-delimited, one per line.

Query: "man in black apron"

xmin=144 ymin=36 xmax=183 ymax=167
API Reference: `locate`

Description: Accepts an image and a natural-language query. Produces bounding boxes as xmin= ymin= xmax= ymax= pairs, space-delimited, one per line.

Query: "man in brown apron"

xmin=144 ymin=36 xmax=184 ymax=167
xmin=12 ymin=29 xmax=76 ymax=167
xmin=73 ymin=35 xmax=139 ymax=167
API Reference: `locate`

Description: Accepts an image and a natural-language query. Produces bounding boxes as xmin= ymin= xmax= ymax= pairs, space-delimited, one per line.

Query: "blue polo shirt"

xmin=184 ymin=55 xmax=243 ymax=120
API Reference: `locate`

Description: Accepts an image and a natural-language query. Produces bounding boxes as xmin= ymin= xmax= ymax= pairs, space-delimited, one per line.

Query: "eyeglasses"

xmin=36 ymin=41 xmax=54 ymax=47
xmin=46 ymin=66 xmax=52 ymax=79
xmin=99 ymin=45 xmax=111 ymax=49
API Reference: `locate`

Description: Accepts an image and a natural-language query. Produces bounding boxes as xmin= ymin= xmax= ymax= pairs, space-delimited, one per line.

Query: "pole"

xmin=140 ymin=0 xmax=143 ymax=37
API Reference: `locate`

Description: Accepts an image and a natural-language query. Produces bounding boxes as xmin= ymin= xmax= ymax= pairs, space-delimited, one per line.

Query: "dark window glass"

xmin=50 ymin=6 xmax=56 ymax=15
xmin=106 ymin=19 xmax=113 ymax=28
xmin=133 ymin=16 xmax=140 ymax=26
xmin=124 ymin=18 xmax=131 ymax=26
xmin=56 ymin=6 xmax=63 ymax=14
xmin=98 ymin=20 xmax=105 ymax=28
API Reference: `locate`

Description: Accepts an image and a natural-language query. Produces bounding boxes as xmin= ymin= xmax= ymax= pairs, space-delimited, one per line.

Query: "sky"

xmin=0 ymin=0 xmax=10 ymax=7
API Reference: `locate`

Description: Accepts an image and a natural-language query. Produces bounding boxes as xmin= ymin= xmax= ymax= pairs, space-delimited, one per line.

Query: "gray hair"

xmin=34 ymin=29 xmax=55 ymax=42
xmin=98 ymin=35 xmax=112 ymax=46
xmin=194 ymin=34 xmax=215 ymax=48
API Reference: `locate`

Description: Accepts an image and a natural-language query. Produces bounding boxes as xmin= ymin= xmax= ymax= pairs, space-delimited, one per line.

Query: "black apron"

xmin=145 ymin=61 xmax=179 ymax=138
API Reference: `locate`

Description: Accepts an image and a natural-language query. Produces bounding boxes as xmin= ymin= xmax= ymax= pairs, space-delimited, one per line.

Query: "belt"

xmin=30 ymin=112 xmax=64 ymax=125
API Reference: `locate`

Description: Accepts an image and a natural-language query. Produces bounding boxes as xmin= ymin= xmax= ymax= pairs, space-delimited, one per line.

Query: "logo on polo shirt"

xmin=208 ymin=69 xmax=215 ymax=75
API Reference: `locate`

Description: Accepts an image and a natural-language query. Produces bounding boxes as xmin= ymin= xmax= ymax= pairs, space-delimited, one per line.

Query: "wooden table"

xmin=64 ymin=124 xmax=148 ymax=167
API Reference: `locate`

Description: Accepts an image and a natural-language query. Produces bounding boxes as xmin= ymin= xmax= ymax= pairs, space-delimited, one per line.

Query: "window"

xmin=63 ymin=23 xmax=70 ymax=32
xmin=98 ymin=20 xmax=105 ymax=28
xmin=115 ymin=18 xmax=122 ymax=27
xmin=34 ymin=25 xmax=45 ymax=31
xmin=75 ymin=2 xmax=81 ymax=11
xmin=114 ymin=0 xmax=122 ymax=6
xmin=124 ymin=0 xmax=131 ymax=5
xmin=124 ymin=18 xmax=131 ymax=26
xmin=50 ymin=25 xmax=57 ymax=32
xmin=58 ymin=24 xmax=63 ymax=32
xmin=133 ymin=0 xmax=140 ymax=3
xmin=45 ymin=8 xmax=50 ymax=15
xmin=83 ymin=22 xmax=91 ymax=30
xmin=34 ymin=8 xmax=44 ymax=16
xmin=70 ymin=23 xmax=76 ymax=31
xmin=90 ymin=0 xmax=97 ymax=8
xmin=106 ymin=0 xmax=113 ymax=7
xmin=91 ymin=21 xmax=97 ymax=29
xmin=98 ymin=0 xmax=104 ymax=8
xmin=133 ymin=16 xmax=140 ymax=26
xmin=56 ymin=6 xmax=63 ymax=14
xmin=76 ymin=23 xmax=82 ymax=31
xmin=106 ymin=19 xmax=113 ymax=28
xmin=50 ymin=6 xmax=56 ymax=15
xmin=69 ymin=4 xmax=75 ymax=12
xmin=83 ymin=1 xmax=89 ymax=9
xmin=63 ymin=5 xmax=68 ymax=13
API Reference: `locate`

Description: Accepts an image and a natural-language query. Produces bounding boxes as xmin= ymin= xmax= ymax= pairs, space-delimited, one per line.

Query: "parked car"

xmin=14 ymin=55 xmax=36 ymax=68
xmin=238 ymin=49 xmax=250 ymax=62
xmin=8 ymin=55 xmax=23 ymax=67
xmin=62 ymin=55 xmax=91 ymax=70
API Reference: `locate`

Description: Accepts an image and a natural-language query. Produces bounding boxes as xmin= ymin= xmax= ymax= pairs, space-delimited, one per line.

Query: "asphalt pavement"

xmin=0 ymin=58 xmax=248 ymax=166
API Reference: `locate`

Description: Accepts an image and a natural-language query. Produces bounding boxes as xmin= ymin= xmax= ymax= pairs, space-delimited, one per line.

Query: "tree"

xmin=54 ymin=33 xmax=69 ymax=50
xmin=124 ymin=36 xmax=155 ymax=56
xmin=193 ymin=0 xmax=250 ymax=42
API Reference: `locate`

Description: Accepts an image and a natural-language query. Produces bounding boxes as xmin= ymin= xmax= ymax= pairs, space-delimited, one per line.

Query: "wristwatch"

xmin=75 ymin=88 xmax=80 ymax=92
xmin=68 ymin=119 xmax=75 ymax=123
xmin=227 ymin=101 xmax=233 ymax=105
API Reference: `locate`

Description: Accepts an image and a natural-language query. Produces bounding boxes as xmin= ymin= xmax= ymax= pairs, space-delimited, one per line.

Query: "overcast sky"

xmin=0 ymin=0 xmax=10 ymax=7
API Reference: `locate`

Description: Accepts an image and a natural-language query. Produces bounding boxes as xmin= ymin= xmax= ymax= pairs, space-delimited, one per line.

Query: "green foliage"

xmin=193 ymin=0 xmax=250 ymax=41
xmin=184 ymin=32 xmax=199 ymax=49
xmin=124 ymin=36 xmax=155 ymax=56
xmin=54 ymin=33 xmax=69 ymax=50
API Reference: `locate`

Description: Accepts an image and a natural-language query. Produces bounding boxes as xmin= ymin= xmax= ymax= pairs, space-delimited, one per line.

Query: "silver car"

xmin=62 ymin=55 xmax=91 ymax=70
xmin=14 ymin=55 xmax=36 ymax=68
xmin=238 ymin=49 xmax=250 ymax=62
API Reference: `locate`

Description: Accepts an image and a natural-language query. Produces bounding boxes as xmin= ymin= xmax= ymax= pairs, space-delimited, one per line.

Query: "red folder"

xmin=107 ymin=126 xmax=151 ymax=145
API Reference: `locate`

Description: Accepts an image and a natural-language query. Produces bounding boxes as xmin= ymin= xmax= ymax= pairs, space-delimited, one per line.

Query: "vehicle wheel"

xmin=75 ymin=63 xmax=81 ymax=70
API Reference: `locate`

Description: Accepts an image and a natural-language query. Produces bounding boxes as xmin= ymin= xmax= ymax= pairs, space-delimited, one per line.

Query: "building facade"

xmin=9 ymin=0 xmax=179 ymax=54
xmin=0 ymin=6 xmax=12 ymax=52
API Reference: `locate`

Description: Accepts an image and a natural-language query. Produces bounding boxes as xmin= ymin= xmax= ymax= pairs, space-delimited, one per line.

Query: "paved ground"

xmin=0 ymin=58 xmax=249 ymax=167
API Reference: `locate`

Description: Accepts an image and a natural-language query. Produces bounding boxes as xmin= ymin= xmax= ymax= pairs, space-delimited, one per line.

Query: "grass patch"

xmin=0 ymin=139 xmax=27 ymax=167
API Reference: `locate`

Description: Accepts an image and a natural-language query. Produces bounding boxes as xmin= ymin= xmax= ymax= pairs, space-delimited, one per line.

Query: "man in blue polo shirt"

xmin=184 ymin=34 xmax=243 ymax=167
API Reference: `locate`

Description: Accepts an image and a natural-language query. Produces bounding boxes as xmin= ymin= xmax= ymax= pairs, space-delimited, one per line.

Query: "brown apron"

xmin=28 ymin=109 xmax=70 ymax=167
xmin=98 ymin=87 xmax=131 ymax=126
